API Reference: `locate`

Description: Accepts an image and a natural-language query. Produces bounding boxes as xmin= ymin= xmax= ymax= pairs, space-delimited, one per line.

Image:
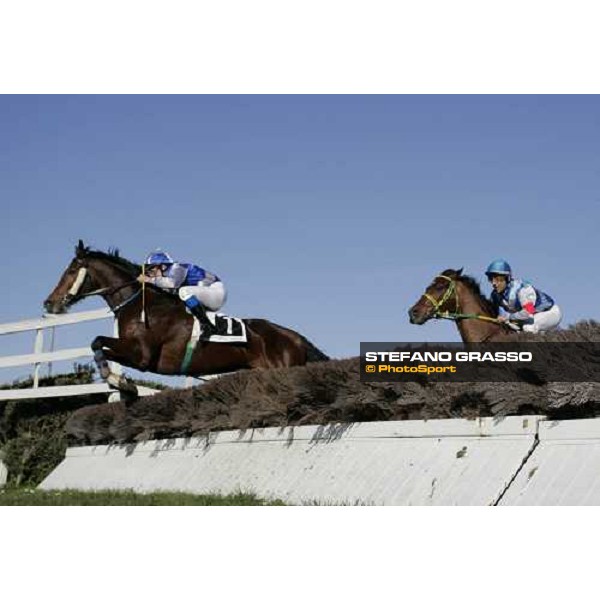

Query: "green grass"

xmin=0 ymin=487 xmax=286 ymax=506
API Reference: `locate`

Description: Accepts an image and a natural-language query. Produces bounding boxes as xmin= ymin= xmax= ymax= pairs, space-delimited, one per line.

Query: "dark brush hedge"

xmin=66 ymin=320 xmax=600 ymax=446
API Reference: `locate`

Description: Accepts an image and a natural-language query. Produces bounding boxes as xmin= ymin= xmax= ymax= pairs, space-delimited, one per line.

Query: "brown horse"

xmin=44 ymin=241 xmax=328 ymax=395
xmin=408 ymin=268 xmax=518 ymax=342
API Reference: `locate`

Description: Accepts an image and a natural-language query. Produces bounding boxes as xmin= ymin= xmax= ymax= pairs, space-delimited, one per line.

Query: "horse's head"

xmin=408 ymin=268 xmax=463 ymax=325
xmin=43 ymin=240 xmax=99 ymax=314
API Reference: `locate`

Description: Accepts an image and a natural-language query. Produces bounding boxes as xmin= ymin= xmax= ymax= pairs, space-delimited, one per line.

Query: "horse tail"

xmin=306 ymin=343 xmax=329 ymax=362
xmin=296 ymin=332 xmax=329 ymax=362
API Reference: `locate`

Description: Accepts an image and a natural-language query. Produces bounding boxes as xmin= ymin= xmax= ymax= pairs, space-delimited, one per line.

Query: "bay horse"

xmin=408 ymin=268 xmax=519 ymax=342
xmin=44 ymin=241 xmax=328 ymax=396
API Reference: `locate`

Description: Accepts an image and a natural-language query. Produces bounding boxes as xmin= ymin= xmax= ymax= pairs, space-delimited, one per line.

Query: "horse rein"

xmin=420 ymin=275 xmax=519 ymax=342
xmin=422 ymin=274 xmax=505 ymax=325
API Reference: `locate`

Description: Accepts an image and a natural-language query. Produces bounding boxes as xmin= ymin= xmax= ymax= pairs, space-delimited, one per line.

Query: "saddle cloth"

xmin=192 ymin=311 xmax=247 ymax=343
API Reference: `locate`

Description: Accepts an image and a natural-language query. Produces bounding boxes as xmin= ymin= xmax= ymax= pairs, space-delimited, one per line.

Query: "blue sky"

xmin=2 ymin=95 xmax=599 ymax=384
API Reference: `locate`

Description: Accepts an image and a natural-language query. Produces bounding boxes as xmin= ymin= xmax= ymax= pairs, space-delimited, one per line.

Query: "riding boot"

xmin=187 ymin=302 xmax=216 ymax=340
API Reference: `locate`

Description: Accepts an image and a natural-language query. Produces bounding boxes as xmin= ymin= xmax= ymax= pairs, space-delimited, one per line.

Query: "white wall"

xmin=41 ymin=416 xmax=548 ymax=505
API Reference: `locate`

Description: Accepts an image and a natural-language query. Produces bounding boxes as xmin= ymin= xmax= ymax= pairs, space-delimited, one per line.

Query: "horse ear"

xmin=456 ymin=267 xmax=463 ymax=276
xmin=76 ymin=239 xmax=86 ymax=257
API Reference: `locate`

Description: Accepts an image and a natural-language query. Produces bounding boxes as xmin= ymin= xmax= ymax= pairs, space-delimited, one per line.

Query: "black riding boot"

xmin=190 ymin=305 xmax=216 ymax=340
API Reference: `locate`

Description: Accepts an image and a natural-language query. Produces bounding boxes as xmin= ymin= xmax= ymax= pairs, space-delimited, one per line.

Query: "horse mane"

xmin=441 ymin=269 xmax=499 ymax=317
xmin=79 ymin=244 xmax=184 ymax=307
xmin=81 ymin=246 xmax=142 ymax=276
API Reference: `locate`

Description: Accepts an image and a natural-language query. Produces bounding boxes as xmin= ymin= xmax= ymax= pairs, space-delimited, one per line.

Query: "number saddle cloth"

xmin=191 ymin=311 xmax=247 ymax=344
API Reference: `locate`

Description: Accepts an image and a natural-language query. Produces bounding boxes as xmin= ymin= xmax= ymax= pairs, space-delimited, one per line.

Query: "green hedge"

xmin=0 ymin=365 xmax=167 ymax=487
xmin=0 ymin=365 xmax=102 ymax=486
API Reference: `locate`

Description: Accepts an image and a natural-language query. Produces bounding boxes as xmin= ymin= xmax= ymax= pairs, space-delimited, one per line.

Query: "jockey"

xmin=485 ymin=259 xmax=562 ymax=334
xmin=138 ymin=250 xmax=227 ymax=340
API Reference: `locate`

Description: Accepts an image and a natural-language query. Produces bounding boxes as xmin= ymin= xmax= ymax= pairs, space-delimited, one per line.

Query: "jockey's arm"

xmin=201 ymin=271 xmax=218 ymax=286
xmin=509 ymin=284 xmax=537 ymax=322
xmin=143 ymin=264 xmax=187 ymax=289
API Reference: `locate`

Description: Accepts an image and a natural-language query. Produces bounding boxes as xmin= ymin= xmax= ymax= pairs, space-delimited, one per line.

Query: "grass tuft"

xmin=0 ymin=487 xmax=285 ymax=506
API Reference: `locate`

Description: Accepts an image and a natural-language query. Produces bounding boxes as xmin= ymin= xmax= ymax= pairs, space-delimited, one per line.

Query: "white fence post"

xmin=108 ymin=318 xmax=122 ymax=403
xmin=110 ymin=318 xmax=122 ymax=377
xmin=0 ymin=309 xmax=158 ymax=402
xmin=48 ymin=326 xmax=56 ymax=378
xmin=33 ymin=328 xmax=44 ymax=388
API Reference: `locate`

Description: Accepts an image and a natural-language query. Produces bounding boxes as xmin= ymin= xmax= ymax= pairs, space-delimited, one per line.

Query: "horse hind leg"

xmin=245 ymin=322 xmax=303 ymax=368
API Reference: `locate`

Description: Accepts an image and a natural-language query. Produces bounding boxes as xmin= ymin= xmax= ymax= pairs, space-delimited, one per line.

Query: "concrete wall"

xmin=41 ymin=416 xmax=546 ymax=505
xmin=499 ymin=418 xmax=600 ymax=505
xmin=40 ymin=415 xmax=600 ymax=505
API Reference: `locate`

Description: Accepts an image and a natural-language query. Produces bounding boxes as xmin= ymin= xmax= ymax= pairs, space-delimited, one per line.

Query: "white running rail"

xmin=0 ymin=308 xmax=156 ymax=402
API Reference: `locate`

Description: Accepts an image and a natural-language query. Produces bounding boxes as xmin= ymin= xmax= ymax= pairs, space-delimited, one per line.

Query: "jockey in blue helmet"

xmin=138 ymin=250 xmax=227 ymax=340
xmin=485 ymin=259 xmax=562 ymax=333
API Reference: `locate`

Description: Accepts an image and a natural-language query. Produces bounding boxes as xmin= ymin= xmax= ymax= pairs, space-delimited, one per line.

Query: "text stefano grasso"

xmin=364 ymin=351 xmax=533 ymax=362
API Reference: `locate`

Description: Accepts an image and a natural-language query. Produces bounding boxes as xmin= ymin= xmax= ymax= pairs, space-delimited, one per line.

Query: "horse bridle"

xmin=422 ymin=274 xmax=507 ymax=325
xmin=420 ymin=274 xmax=517 ymax=342
xmin=64 ymin=266 xmax=139 ymax=313
xmin=422 ymin=274 xmax=460 ymax=318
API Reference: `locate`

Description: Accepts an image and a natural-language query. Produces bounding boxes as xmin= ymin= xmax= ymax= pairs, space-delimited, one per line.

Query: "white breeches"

xmin=178 ymin=281 xmax=227 ymax=312
xmin=522 ymin=304 xmax=562 ymax=333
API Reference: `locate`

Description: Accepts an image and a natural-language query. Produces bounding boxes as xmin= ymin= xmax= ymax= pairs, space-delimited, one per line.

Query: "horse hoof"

xmin=106 ymin=373 xmax=121 ymax=388
xmin=122 ymin=382 xmax=139 ymax=396
xmin=119 ymin=376 xmax=139 ymax=396
xmin=106 ymin=374 xmax=138 ymax=396
xmin=122 ymin=392 xmax=139 ymax=407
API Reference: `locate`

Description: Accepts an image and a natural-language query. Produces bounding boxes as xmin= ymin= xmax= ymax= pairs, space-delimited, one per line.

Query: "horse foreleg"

xmin=91 ymin=335 xmax=152 ymax=394
xmin=92 ymin=336 xmax=113 ymax=380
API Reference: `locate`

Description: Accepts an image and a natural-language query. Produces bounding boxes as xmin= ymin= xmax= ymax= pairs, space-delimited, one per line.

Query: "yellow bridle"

xmin=423 ymin=274 xmax=458 ymax=317
xmin=423 ymin=274 xmax=502 ymax=324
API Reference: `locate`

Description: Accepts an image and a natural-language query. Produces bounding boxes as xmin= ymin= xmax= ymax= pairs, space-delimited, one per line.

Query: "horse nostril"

xmin=409 ymin=307 xmax=422 ymax=324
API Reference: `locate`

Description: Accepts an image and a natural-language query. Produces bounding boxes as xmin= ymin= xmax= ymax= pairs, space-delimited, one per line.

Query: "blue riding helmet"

xmin=485 ymin=259 xmax=512 ymax=280
xmin=145 ymin=251 xmax=174 ymax=266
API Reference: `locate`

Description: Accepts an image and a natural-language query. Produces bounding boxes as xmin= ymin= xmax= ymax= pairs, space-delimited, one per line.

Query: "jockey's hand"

xmin=497 ymin=315 xmax=509 ymax=323
xmin=136 ymin=274 xmax=147 ymax=283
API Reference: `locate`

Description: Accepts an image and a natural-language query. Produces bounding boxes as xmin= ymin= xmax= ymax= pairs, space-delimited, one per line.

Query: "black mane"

xmin=79 ymin=245 xmax=180 ymax=305
xmin=81 ymin=246 xmax=141 ymax=276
